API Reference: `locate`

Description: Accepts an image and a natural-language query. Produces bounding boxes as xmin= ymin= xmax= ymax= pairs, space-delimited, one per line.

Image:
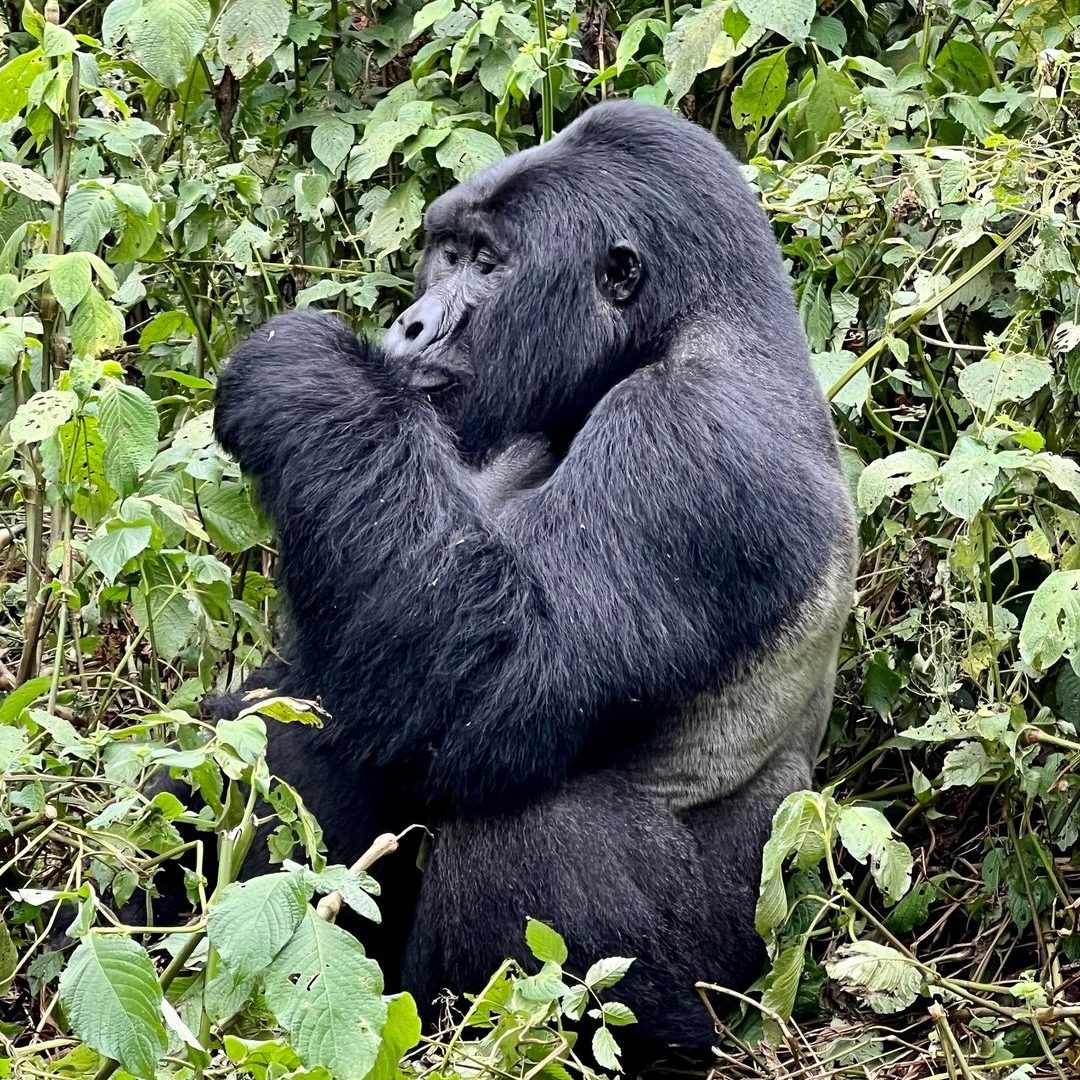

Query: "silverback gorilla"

xmin=212 ymin=101 xmax=857 ymax=1052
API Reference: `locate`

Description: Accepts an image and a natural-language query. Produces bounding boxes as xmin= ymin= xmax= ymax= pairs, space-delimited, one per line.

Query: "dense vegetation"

xmin=0 ymin=0 xmax=1078 ymax=1076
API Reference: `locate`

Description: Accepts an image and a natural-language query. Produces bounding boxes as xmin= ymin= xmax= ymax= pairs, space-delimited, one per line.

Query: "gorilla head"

xmin=383 ymin=100 xmax=796 ymax=457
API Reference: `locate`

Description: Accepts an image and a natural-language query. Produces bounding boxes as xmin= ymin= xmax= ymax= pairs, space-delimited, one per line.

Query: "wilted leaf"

xmin=826 ymin=940 xmax=922 ymax=1013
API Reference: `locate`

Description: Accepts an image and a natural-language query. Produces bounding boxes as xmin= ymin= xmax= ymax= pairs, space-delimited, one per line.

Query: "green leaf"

xmin=738 ymin=0 xmax=815 ymax=42
xmin=957 ymin=354 xmax=1052 ymax=411
xmin=664 ymin=3 xmax=736 ymax=104
xmin=85 ymin=523 xmax=153 ymax=583
xmin=208 ymin=871 xmax=312 ymax=982
xmin=599 ymin=1001 xmax=636 ymax=1026
xmin=941 ymin=741 xmax=993 ymax=789
xmin=50 ymin=252 xmax=93 ymax=318
xmin=803 ymin=65 xmax=856 ymax=142
xmin=306 ymin=865 xmax=382 ymax=924
xmin=10 ymin=389 xmax=78 ymax=445
xmin=760 ymin=938 xmax=805 ymax=1035
xmin=200 ymin=482 xmax=264 ymax=553
xmin=836 ymin=805 xmax=913 ymax=904
xmin=525 ymin=918 xmax=568 ymax=965
xmin=731 ymin=49 xmax=788 ymax=130
xmin=1019 ymin=571 xmax=1080 ymax=673
xmin=592 ymin=1026 xmax=621 ymax=1071
xmin=218 ymin=0 xmax=291 ymax=78
xmin=310 ymin=118 xmax=355 ymax=174
xmin=856 ymin=449 xmax=939 ymax=515
xmin=0 ymin=161 xmax=59 ymax=204
xmin=412 ymin=0 xmax=454 ymax=36
xmin=435 ymin=127 xmax=504 ymax=181
xmin=0 ymin=675 xmax=53 ymax=725
xmin=57 ymin=935 xmax=168 ymax=1079
xmin=264 ymin=909 xmax=387 ymax=1080
xmin=937 ymin=436 xmax=1000 ymax=521
xmin=70 ymin=289 xmax=124 ymax=359
xmin=98 ymin=382 xmax=159 ymax=496
xmin=584 ymin=955 xmax=634 ymax=990
xmin=0 ymin=49 xmax=46 ymax=122
xmin=825 ymin=941 xmax=921 ymax=1014
xmin=126 ymin=0 xmax=211 ymax=89
xmin=366 ymin=994 xmax=422 ymax=1080
xmin=64 ymin=184 xmax=120 ymax=252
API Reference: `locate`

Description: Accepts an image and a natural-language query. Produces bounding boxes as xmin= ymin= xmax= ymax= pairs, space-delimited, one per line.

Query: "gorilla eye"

xmin=477 ymin=257 xmax=497 ymax=275
xmin=445 ymin=249 xmax=459 ymax=266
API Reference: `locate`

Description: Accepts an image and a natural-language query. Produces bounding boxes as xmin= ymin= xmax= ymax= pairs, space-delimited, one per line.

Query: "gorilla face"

xmin=383 ymin=168 xmax=646 ymax=458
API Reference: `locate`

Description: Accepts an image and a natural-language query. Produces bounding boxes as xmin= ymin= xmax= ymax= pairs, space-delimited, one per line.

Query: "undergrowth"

xmin=1 ymin=0 xmax=1079 ymax=1077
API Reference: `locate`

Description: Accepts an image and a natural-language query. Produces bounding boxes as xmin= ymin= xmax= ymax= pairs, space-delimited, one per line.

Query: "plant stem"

xmin=534 ymin=0 xmax=554 ymax=142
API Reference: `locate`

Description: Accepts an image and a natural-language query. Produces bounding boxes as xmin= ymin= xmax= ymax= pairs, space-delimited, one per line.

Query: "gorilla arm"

xmin=215 ymin=310 xmax=840 ymax=811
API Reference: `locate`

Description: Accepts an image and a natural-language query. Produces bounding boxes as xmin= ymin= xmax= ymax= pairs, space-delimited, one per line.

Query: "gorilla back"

xmin=212 ymin=101 xmax=857 ymax=1055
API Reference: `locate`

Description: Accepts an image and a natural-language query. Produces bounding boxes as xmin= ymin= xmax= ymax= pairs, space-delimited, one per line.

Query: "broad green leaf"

xmin=126 ymin=0 xmax=211 ymax=89
xmin=731 ymin=49 xmax=788 ymax=130
xmin=216 ymin=714 xmax=267 ymax=767
xmin=738 ymin=0 xmax=815 ymax=43
xmin=218 ymin=0 xmax=291 ymax=78
xmin=70 ymin=289 xmax=124 ymax=359
xmin=0 ymin=726 xmax=29 ymax=773
xmin=957 ymin=354 xmax=1052 ymax=411
xmin=306 ymin=865 xmax=382 ymax=924
xmin=412 ymin=0 xmax=454 ymax=36
xmin=1028 ymin=453 xmax=1080 ymax=505
xmin=803 ymin=65 xmax=856 ymax=141
xmin=98 ymin=382 xmax=159 ymax=496
xmin=64 ymin=184 xmax=119 ymax=252
xmin=941 ymin=741 xmax=993 ymax=789
xmin=615 ymin=18 xmax=665 ymax=75
xmin=9 ymin=389 xmax=78 ymax=445
xmin=0 ymin=49 xmax=45 ymax=122
xmin=130 ymin=554 xmax=197 ymax=660
xmin=139 ymin=310 xmax=196 ymax=349
xmin=592 ymin=1026 xmax=621 ymax=1072
xmin=756 ymin=789 xmax=829 ymax=937
xmin=264 ymin=909 xmax=387 ymax=1080
xmin=85 ymin=523 xmax=153 ymax=583
xmin=825 ymin=941 xmax=921 ymax=1014
xmin=760 ymin=938 xmax=805 ymax=1037
xmin=584 ymin=956 xmax=634 ymax=990
xmin=664 ymin=3 xmax=734 ymax=104
xmin=0 ymin=161 xmax=59 ymax=204
xmin=208 ymin=871 xmax=312 ymax=981
xmin=1019 ymin=571 xmax=1080 ymax=672
xmin=366 ymin=994 xmax=422 ymax=1080
xmin=50 ymin=252 xmax=93 ymax=317
xmin=525 ymin=918 xmax=568 ymax=965
xmin=856 ymin=449 xmax=938 ymax=515
xmin=436 ymin=128 xmax=504 ymax=181
xmin=57 ymin=935 xmax=167 ymax=1079
xmin=937 ymin=436 xmax=999 ymax=521
xmin=836 ymin=805 xmax=912 ymax=904
xmin=102 ymin=0 xmax=141 ymax=44
xmin=310 ymin=118 xmax=355 ymax=173
xmin=0 ymin=675 xmax=53 ymax=725
xmin=200 ymin=482 xmax=265 ymax=553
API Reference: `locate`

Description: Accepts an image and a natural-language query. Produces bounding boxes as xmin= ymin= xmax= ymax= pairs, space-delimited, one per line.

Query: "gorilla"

xmin=211 ymin=100 xmax=857 ymax=1054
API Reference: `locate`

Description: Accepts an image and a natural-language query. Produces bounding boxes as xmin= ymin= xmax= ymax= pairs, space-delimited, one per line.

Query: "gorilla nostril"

xmin=404 ymin=321 xmax=424 ymax=341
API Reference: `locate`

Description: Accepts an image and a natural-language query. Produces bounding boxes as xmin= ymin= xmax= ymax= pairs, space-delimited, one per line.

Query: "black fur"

xmin=210 ymin=101 xmax=856 ymax=1054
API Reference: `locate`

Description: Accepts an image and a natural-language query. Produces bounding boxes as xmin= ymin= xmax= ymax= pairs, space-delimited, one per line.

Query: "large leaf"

xmin=50 ymin=252 xmax=93 ymax=317
xmin=525 ymin=918 xmax=568 ymax=965
xmin=208 ymin=871 xmax=312 ymax=982
xmin=435 ymin=127 xmax=504 ymax=181
xmin=264 ymin=909 xmax=387 ymax=1080
xmin=57 ymin=935 xmax=167 ymax=1079
xmin=738 ymin=0 xmax=815 ymax=42
xmin=0 ymin=161 xmax=59 ymax=204
xmin=664 ymin=3 xmax=736 ymax=105
xmin=85 ymin=523 xmax=153 ymax=583
xmin=70 ymin=288 xmax=124 ymax=359
xmin=310 ymin=118 xmax=355 ymax=174
xmin=200 ymin=482 xmax=265 ymax=552
xmin=9 ymin=389 xmax=78 ymax=445
xmin=126 ymin=0 xmax=211 ymax=89
xmin=958 ymin=354 xmax=1052 ymax=411
xmin=825 ymin=941 xmax=922 ymax=1014
xmin=856 ymin=449 xmax=939 ymax=515
xmin=98 ymin=382 xmax=159 ymax=496
xmin=836 ymin=805 xmax=913 ymax=904
xmin=218 ymin=0 xmax=291 ymax=78
xmin=937 ymin=436 xmax=1000 ymax=521
xmin=731 ymin=49 xmax=788 ymax=130
xmin=1019 ymin=571 xmax=1080 ymax=673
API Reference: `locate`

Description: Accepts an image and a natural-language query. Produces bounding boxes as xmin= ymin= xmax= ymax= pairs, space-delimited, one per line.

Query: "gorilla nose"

xmin=384 ymin=294 xmax=445 ymax=361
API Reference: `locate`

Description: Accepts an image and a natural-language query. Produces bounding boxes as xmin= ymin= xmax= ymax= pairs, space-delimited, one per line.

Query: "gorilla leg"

xmin=403 ymin=758 xmax=805 ymax=1053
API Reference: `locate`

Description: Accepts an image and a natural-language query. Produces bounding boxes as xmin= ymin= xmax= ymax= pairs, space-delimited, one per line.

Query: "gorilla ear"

xmin=600 ymin=242 xmax=642 ymax=305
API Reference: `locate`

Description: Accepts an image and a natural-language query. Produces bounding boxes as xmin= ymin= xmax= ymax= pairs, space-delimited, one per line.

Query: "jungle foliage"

xmin=1 ymin=0 xmax=1079 ymax=1076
